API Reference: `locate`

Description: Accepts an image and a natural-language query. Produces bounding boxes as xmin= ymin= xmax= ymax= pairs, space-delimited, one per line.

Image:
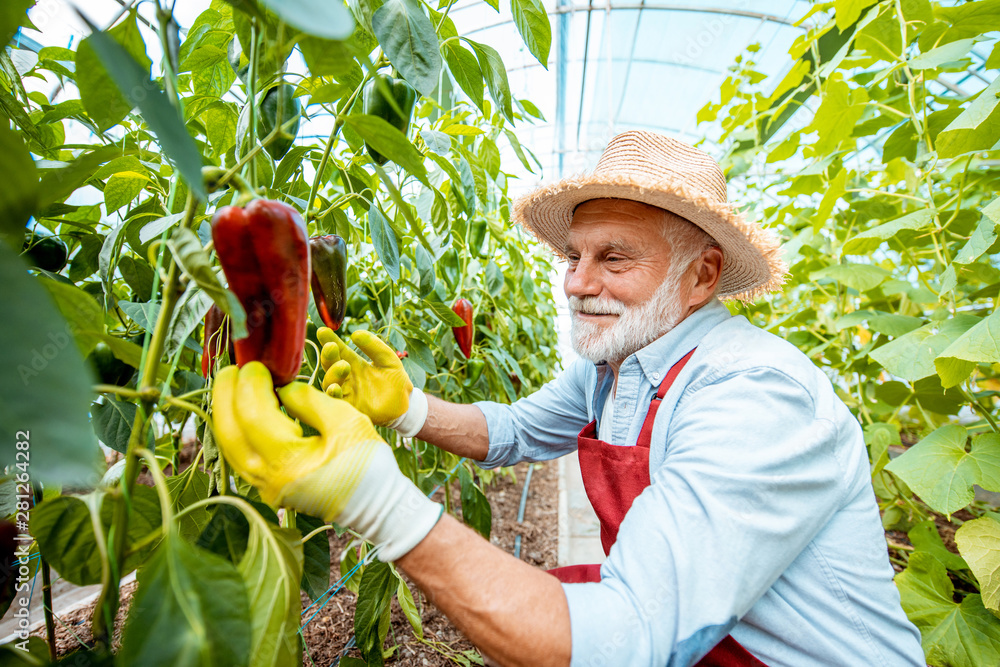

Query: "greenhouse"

xmin=3 ymin=0 xmax=1000 ymax=665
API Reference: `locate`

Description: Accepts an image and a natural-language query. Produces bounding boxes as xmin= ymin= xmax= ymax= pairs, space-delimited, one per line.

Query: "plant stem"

xmin=33 ymin=485 xmax=57 ymax=661
xmin=91 ymin=191 xmax=199 ymax=649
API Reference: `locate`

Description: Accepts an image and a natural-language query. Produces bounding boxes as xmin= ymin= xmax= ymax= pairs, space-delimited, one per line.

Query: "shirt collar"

xmin=632 ymin=298 xmax=731 ymax=385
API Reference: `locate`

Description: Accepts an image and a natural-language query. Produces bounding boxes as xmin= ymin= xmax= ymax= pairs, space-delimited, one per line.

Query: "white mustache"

xmin=568 ymin=296 xmax=626 ymax=316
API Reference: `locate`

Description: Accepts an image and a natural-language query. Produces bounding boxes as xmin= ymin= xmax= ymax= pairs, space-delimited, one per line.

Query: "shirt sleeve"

xmin=473 ymin=360 xmax=594 ymax=469
xmin=561 ymin=367 xmax=849 ymax=666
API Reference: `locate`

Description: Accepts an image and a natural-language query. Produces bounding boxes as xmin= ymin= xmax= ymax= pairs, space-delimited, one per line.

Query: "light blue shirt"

xmin=475 ymin=299 xmax=924 ymax=667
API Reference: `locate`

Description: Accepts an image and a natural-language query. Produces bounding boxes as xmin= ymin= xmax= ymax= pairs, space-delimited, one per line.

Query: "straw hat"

xmin=512 ymin=130 xmax=787 ymax=302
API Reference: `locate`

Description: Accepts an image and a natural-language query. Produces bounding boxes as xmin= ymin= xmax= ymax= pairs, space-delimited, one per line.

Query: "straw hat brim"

xmin=513 ymin=171 xmax=787 ymax=302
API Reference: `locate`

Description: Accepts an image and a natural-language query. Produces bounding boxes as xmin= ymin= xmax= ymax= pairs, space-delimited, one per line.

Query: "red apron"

xmin=548 ymin=350 xmax=766 ymax=667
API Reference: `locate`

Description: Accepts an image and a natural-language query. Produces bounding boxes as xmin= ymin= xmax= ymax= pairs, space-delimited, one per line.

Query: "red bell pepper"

xmin=211 ymin=198 xmax=311 ymax=386
xmin=202 ymin=304 xmax=236 ymax=378
xmin=309 ymin=235 xmax=348 ymax=331
xmin=451 ymin=298 xmax=473 ymax=359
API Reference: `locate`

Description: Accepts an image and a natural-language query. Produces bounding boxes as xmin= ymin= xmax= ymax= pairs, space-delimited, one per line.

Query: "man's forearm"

xmin=414 ymin=394 xmax=490 ymax=460
xmin=397 ymin=513 xmax=572 ymax=667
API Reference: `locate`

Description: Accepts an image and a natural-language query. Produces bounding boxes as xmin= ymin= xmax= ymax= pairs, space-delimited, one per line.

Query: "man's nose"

xmin=564 ymin=258 xmax=601 ymax=299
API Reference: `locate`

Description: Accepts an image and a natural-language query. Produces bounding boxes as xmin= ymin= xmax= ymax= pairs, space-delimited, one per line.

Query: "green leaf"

xmin=808 ymin=76 xmax=868 ymax=154
xmin=954 ymin=213 xmax=999 ymax=265
xmin=414 ymin=243 xmax=436 ymax=296
xmin=834 ymin=0 xmax=878 ymax=31
xmin=354 ymin=560 xmax=395 ymax=665
xmin=468 ymin=39 xmax=513 ymax=120
xmin=119 ymin=255 xmax=155 ymax=301
xmin=425 ymin=298 xmax=465 ymax=326
xmin=168 ymin=227 xmax=247 ymax=338
xmin=119 ymin=529 xmax=252 ymax=667
xmin=344 ymin=114 xmax=427 ymax=179
xmin=485 ymin=260 xmax=504 ymax=297
xmin=895 ymin=552 xmax=1000 ymax=667
xmin=510 ymin=0 xmax=551 ymax=67
xmin=298 ymin=512 xmax=331 ymax=602
xmin=909 ymin=37 xmax=977 ymax=70
xmin=397 ymin=578 xmax=423 ymax=639
xmin=37 ymin=146 xmax=121 ymax=212
xmin=908 ymin=520 xmax=968 ymax=572
xmin=841 ymin=208 xmax=936 ymax=255
xmin=956 ymin=516 xmax=1000 ymax=611
xmin=92 ymin=397 xmax=141 ymax=454
xmin=371 ymin=0 xmax=442 ymax=96
xmin=809 ymin=262 xmax=890 ymax=292
xmin=0 ymin=247 xmax=102 ymax=486
xmin=38 ymin=277 xmax=105 ymax=356
xmin=0 ymin=124 xmax=38 ymax=247
xmin=81 ymin=18 xmax=207 ymax=200
xmin=935 ymin=310 xmax=1000 ymax=388
xmin=368 ymin=204 xmax=401 ymax=282
xmin=237 ymin=520 xmax=303 ymax=667
xmin=885 ymin=425 xmax=1000 ymax=515
xmin=257 ymin=0 xmax=354 ymax=40
xmin=166 ymin=288 xmax=213 ymax=357
xmin=458 ymin=466 xmax=491 ymax=538
xmin=870 ymin=315 xmax=980 ymax=382
xmin=138 ymin=212 xmax=186 ymax=244
xmin=104 ymin=171 xmax=150 ymax=213
xmin=76 ymin=11 xmax=153 ymax=132
xmin=443 ymin=41 xmax=484 ymax=110
xmin=937 ymin=74 xmax=1000 ymax=159
xmin=0 ymin=0 xmax=33 ymax=50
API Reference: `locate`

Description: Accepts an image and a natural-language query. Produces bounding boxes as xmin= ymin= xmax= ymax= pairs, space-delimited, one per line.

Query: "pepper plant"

xmin=0 ymin=0 xmax=557 ymax=664
xmin=698 ymin=1 xmax=1000 ymax=663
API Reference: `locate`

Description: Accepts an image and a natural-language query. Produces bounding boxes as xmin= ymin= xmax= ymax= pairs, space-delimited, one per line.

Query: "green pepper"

xmin=466 ymin=358 xmax=485 ymax=384
xmin=22 ymin=228 xmax=68 ymax=272
xmin=309 ymin=235 xmax=348 ymax=331
xmin=88 ymin=342 xmax=135 ymax=386
xmin=362 ymin=73 xmax=417 ymax=166
xmin=258 ymin=84 xmax=301 ymax=161
xmin=469 ymin=218 xmax=488 ymax=258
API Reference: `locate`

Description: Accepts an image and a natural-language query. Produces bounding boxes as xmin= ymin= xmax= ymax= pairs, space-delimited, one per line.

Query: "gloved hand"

xmin=318 ymin=328 xmax=427 ymax=437
xmin=212 ymin=362 xmax=442 ymax=561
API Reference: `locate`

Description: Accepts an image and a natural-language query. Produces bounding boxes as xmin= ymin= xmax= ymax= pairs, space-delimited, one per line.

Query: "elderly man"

xmin=213 ymin=131 xmax=925 ymax=666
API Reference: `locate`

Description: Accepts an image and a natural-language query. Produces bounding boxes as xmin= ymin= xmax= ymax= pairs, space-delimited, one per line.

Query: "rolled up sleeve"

xmin=473 ymin=360 xmax=595 ymax=469
xmin=562 ymin=367 xmax=848 ymax=666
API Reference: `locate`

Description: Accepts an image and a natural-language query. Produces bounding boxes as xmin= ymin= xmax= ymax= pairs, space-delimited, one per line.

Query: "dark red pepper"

xmin=451 ymin=298 xmax=473 ymax=359
xmin=202 ymin=303 xmax=236 ymax=378
xmin=211 ymin=199 xmax=311 ymax=386
xmin=309 ymin=235 xmax=348 ymax=331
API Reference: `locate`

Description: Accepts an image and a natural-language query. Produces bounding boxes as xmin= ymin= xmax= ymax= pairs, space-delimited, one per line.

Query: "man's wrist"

xmin=388 ymin=387 xmax=428 ymax=437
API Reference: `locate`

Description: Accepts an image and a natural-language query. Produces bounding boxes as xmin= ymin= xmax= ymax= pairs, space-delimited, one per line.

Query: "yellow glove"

xmin=212 ymin=362 xmax=442 ymax=561
xmin=319 ymin=329 xmax=427 ymax=436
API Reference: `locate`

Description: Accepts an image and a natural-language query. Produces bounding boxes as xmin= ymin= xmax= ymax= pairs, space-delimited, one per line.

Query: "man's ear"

xmin=688 ymin=246 xmax=724 ymax=307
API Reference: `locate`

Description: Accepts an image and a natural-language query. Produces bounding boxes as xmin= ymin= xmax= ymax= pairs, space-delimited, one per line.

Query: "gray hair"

xmin=658 ymin=209 xmax=721 ymax=294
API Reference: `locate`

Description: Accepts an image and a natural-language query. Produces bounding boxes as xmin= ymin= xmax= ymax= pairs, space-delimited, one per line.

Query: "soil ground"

xmin=29 ymin=461 xmax=559 ymax=666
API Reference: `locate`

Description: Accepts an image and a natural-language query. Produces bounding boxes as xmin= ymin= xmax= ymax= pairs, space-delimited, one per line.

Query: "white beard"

xmin=569 ymin=274 xmax=686 ymax=365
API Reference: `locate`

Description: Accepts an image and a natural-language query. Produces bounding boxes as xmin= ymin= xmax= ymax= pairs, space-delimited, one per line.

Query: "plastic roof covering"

xmin=16 ymin=1 xmax=996 ymax=195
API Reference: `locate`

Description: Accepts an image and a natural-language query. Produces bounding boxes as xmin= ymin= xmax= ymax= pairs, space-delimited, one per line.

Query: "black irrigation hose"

xmin=513 ymin=464 xmax=536 ymax=560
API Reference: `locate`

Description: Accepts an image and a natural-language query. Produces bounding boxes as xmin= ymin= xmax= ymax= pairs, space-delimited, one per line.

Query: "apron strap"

xmin=635 ymin=348 xmax=696 ymax=449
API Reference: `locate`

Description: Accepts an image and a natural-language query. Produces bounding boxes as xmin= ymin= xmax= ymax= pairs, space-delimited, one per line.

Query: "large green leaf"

xmin=371 ymin=0 xmax=441 ymax=96
xmin=354 ymin=560 xmax=395 ymax=666
xmin=442 ymin=41 xmax=484 ymax=110
xmin=885 ymin=425 xmax=1000 ymax=515
xmin=834 ymin=0 xmax=878 ymax=31
xmin=908 ymin=520 xmax=968 ymax=572
xmin=368 ymin=204 xmax=401 ymax=282
xmin=80 ymin=17 xmax=207 ymax=200
xmin=870 ymin=315 xmax=980 ymax=382
xmin=467 ymin=39 xmax=513 ymax=120
xmin=909 ymin=37 xmax=977 ymax=70
xmin=0 ymin=0 xmax=34 ymax=50
xmin=895 ymin=552 xmax=1000 ymax=667
xmin=237 ymin=519 xmax=303 ymax=667
xmin=0 ymin=247 xmax=102 ymax=486
xmin=119 ymin=528 xmax=252 ymax=667
xmin=937 ymin=74 xmax=1000 ymax=159
xmin=258 ymin=0 xmax=353 ymax=39
xmin=344 ymin=114 xmax=428 ymax=179
xmin=807 ymin=75 xmax=868 ymax=154
xmin=458 ymin=466 xmax=491 ymax=538
xmin=298 ymin=512 xmax=331 ymax=602
xmin=954 ymin=213 xmax=998 ymax=265
xmin=935 ymin=309 xmax=1000 ymax=388
xmin=104 ymin=171 xmax=150 ymax=213
xmin=0 ymin=125 xmax=38 ymax=247
xmin=91 ymin=397 xmax=139 ymax=454
xmin=76 ymin=10 xmax=153 ymax=132
xmin=955 ymin=517 xmax=1000 ymax=612
xmin=841 ymin=208 xmax=936 ymax=255
xmin=809 ymin=262 xmax=890 ymax=292
xmin=510 ymin=0 xmax=551 ymax=67
xmin=168 ymin=227 xmax=247 ymax=338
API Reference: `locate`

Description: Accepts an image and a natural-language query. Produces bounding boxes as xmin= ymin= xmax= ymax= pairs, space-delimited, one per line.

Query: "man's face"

xmin=563 ymin=199 xmax=689 ymax=365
